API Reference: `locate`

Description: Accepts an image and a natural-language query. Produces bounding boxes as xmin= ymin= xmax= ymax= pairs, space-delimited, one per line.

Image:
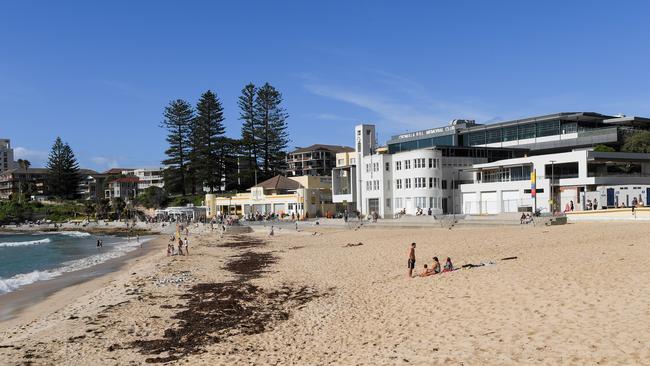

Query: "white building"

xmin=122 ymin=168 xmax=164 ymax=191
xmin=461 ymin=150 xmax=650 ymax=214
xmin=334 ymin=112 xmax=650 ymax=217
xmin=0 ymin=139 xmax=16 ymax=173
xmin=333 ymin=123 xmax=524 ymax=217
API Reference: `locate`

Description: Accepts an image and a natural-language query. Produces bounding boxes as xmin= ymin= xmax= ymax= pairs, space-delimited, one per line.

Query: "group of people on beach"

xmin=167 ymin=224 xmax=190 ymax=256
xmin=407 ymin=242 xmax=454 ymax=278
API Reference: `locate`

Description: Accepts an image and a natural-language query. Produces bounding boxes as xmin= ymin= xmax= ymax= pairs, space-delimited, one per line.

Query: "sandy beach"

xmin=1 ymin=221 xmax=649 ymax=365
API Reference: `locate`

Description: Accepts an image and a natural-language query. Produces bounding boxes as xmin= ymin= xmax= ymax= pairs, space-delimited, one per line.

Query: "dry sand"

xmin=1 ymin=222 xmax=649 ymax=365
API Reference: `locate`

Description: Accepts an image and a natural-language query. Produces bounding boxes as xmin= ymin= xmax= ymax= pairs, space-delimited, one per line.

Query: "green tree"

xmin=112 ymin=197 xmax=126 ymax=221
xmin=95 ymin=198 xmax=110 ymax=219
xmin=239 ymin=83 xmax=259 ymax=185
xmin=16 ymin=159 xmax=31 ymax=202
xmin=255 ymin=83 xmax=289 ymax=177
xmin=136 ymin=186 xmax=168 ymax=209
xmin=161 ymin=99 xmax=194 ymax=195
xmin=193 ymin=90 xmax=227 ymax=193
xmin=622 ymin=131 xmax=650 ymax=153
xmin=593 ymin=144 xmax=616 ymax=152
xmin=84 ymin=201 xmax=95 ymax=221
xmin=46 ymin=137 xmax=80 ymax=198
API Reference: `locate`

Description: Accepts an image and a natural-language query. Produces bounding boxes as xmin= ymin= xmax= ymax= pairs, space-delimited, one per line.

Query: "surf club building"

xmin=333 ymin=112 xmax=650 ymax=217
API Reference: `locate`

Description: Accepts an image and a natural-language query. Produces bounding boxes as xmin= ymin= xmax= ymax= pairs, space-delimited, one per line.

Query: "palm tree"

xmin=16 ymin=159 xmax=31 ymax=203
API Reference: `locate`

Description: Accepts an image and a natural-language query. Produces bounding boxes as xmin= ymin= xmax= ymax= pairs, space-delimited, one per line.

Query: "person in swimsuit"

xmin=431 ymin=257 xmax=441 ymax=274
xmin=407 ymin=243 xmax=416 ymax=277
xmin=443 ymin=257 xmax=454 ymax=272
xmin=419 ymin=264 xmax=432 ymax=277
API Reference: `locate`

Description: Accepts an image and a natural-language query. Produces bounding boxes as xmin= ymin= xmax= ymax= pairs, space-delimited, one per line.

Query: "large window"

xmin=503 ymin=126 xmax=518 ymax=141
xmin=561 ymin=121 xmax=578 ymax=134
xmin=536 ymin=120 xmax=560 ymax=137
xmin=545 ymin=162 xmax=579 ymax=179
xmin=468 ymin=131 xmax=486 ymax=146
xmin=486 ymin=129 xmax=502 ymax=144
xmin=518 ymin=123 xmax=536 ymax=139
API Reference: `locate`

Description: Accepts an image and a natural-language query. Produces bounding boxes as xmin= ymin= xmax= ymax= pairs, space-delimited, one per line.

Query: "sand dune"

xmin=1 ymin=222 xmax=649 ymax=365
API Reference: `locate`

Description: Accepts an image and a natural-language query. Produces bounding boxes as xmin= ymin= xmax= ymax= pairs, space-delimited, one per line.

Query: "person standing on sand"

xmin=184 ymin=237 xmax=189 ymax=255
xmin=407 ymin=242 xmax=416 ymax=278
xmin=97 ymin=238 xmax=101 ymax=250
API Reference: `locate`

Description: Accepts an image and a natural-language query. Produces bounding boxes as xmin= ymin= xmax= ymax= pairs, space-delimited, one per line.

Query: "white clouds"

xmin=301 ymin=71 xmax=495 ymax=130
xmin=90 ymin=156 xmax=120 ymax=169
xmin=13 ymin=147 xmax=49 ymax=166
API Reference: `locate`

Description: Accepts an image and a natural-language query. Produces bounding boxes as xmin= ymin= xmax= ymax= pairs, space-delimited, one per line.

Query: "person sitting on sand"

xmin=443 ymin=257 xmax=454 ymax=272
xmin=419 ymin=264 xmax=432 ymax=277
xmin=431 ymin=256 xmax=441 ymax=274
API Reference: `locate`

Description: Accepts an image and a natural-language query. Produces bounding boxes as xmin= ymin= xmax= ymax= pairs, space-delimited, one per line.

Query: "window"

xmin=503 ymin=126 xmax=518 ymax=141
xmin=469 ymin=131 xmax=486 ymax=146
xmin=414 ymin=158 xmax=425 ymax=168
xmin=441 ymin=180 xmax=447 ymax=189
xmin=366 ymin=181 xmax=372 ymax=190
xmin=350 ymin=158 xmax=356 ymax=164
xmin=396 ymin=179 xmax=402 ymax=189
xmin=405 ymin=178 xmax=412 ymax=189
xmin=518 ymin=123 xmax=536 ymax=139
xmin=373 ymin=162 xmax=379 ymax=172
xmin=434 ymin=159 xmax=438 ymax=168
xmin=337 ymin=159 xmax=344 ymax=166
xmin=536 ymin=120 xmax=560 ymax=137
xmin=486 ymin=129 xmax=502 ymax=143
xmin=405 ymin=160 xmax=411 ymax=169
xmin=395 ymin=161 xmax=402 ymax=171
xmin=385 ymin=162 xmax=390 ymax=171
xmin=429 ymin=158 xmax=433 ymax=168
xmin=373 ymin=180 xmax=379 ymax=190
xmin=366 ymin=164 xmax=370 ymax=173
xmin=395 ymin=198 xmax=403 ymax=208
xmin=429 ymin=177 xmax=433 ymax=188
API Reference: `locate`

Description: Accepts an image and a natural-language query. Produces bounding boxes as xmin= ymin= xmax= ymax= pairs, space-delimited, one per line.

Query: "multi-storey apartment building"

xmin=122 ymin=168 xmax=164 ymax=190
xmin=286 ymin=144 xmax=354 ymax=176
xmin=0 ymin=139 xmax=16 ymax=173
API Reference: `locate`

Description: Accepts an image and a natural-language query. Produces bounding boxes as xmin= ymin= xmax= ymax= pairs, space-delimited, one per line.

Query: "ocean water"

xmin=0 ymin=231 xmax=149 ymax=294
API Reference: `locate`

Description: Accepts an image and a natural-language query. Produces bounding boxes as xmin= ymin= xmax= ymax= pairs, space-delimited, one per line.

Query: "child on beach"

xmin=407 ymin=243 xmax=416 ymax=277
xmin=419 ymin=264 xmax=432 ymax=277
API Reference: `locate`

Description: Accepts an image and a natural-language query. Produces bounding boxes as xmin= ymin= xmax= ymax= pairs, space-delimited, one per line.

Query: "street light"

xmin=549 ymin=160 xmax=556 ymax=214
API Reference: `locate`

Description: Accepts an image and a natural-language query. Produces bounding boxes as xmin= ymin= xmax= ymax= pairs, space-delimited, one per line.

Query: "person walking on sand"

xmin=183 ymin=237 xmax=189 ymax=255
xmin=407 ymin=242 xmax=416 ymax=278
xmin=97 ymin=238 xmax=101 ymax=250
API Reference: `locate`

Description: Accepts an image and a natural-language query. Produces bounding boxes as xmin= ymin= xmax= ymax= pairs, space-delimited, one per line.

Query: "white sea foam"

xmin=0 ymin=238 xmax=51 ymax=247
xmin=0 ymin=270 xmax=59 ymax=294
xmin=55 ymin=231 xmax=92 ymax=238
xmin=0 ymin=237 xmax=153 ymax=294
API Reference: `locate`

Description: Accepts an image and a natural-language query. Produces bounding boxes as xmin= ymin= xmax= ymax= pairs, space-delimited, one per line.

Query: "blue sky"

xmin=2 ymin=1 xmax=650 ymax=170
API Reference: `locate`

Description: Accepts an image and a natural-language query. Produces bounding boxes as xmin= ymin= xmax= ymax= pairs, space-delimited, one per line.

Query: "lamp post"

xmin=549 ymin=160 xmax=556 ymax=214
